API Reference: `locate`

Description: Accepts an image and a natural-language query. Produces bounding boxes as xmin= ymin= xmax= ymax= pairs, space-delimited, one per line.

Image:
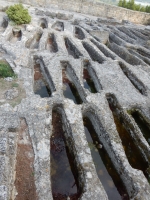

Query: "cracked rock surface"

xmin=0 ymin=1 xmax=150 ymax=200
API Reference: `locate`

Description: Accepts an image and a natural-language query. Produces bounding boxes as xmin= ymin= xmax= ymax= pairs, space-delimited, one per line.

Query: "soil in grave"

xmin=51 ymin=110 xmax=81 ymax=200
xmin=83 ymin=117 xmax=129 ymax=200
xmin=34 ymin=63 xmax=51 ymax=97
xmin=15 ymin=118 xmax=37 ymax=200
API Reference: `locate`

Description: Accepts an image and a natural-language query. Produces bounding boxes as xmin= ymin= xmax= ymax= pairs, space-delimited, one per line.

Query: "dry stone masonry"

xmin=0 ymin=0 xmax=150 ymax=199
xmin=2 ymin=0 xmax=150 ymax=24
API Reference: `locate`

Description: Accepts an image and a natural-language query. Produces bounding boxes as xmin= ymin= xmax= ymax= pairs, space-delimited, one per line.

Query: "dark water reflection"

xmin=83 ymin=117 xmax=129 ymax=200
xmin=51 ymin=110 xmax=81 ymax=200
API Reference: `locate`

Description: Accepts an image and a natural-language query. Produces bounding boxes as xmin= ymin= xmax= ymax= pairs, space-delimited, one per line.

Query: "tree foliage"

xmin=6 ymin=4 xmax=31 ymax=25
xmin=118 ymin=0 xmax=150 ymax=13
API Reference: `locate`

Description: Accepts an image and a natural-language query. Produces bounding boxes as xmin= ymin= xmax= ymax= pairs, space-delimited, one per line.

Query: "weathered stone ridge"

xmin=4 ymin=0 xmax=150 ymax=24
xmin=0 ymin=1 xmax=150 ymax=199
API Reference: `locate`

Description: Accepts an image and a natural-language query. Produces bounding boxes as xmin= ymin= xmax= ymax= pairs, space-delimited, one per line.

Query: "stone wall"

xmin=5 ymin=0 xmax=150 ymax=25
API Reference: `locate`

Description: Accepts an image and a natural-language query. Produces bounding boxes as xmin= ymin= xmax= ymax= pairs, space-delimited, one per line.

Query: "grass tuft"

xmin=0 ymin=61 xmax=15 ymax=78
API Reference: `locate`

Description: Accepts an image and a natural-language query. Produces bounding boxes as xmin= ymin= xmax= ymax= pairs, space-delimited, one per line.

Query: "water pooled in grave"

xmin=34 ymin=63 xmax=51 ymax=97
xmin=83 ymin=117 xmax=129 ymax=200
xmin=107 ymin=99 xmax=150 ymax=182
xmin=51 ymin=110 xmax=81 ymax=200
xmin=83 ymin=68 xmax=97 ymax=93
xmin=62 ymin=69 xmax=82 ymax=104
xmin=131 ymin=111 xmax=150 ymax=146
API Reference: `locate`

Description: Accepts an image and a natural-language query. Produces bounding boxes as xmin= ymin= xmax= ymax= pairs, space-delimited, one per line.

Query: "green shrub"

xmin=0 ymin=61 xmax=15 ymax=78
xmin=6 ymin=4 xmax=31 ymax=25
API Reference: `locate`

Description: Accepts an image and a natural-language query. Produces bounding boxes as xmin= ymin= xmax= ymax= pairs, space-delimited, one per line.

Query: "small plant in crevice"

xmin=88 ymin=142 xmax=96 ymax=150
xmin=127 ymin=109 xmax=133 ymax=115
xmin=6 ymin=4 xmax=31 ymax=25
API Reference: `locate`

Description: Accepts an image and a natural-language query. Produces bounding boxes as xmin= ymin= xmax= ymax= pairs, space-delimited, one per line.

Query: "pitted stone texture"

xmin=91 ymin=61 xmax=146 ymax=107
xmin=89 ymin=30 xmax=109 ymax=44
xmin=0 ymin=112 xmax=19 ymax=131
xmin=0 ymin=2 xmax=150 ymax=200
xmin=8 ymin=132 xmax=17 ymax=156
xmin=4 ymin=88 xmax=19 ymax=100
xmin=0 ymin=186 xmax=7 ymax=200
xmin=0 ymin=138 xmax=7 ymax=154
xmin=0 ymin=156 xmax=6 ymax=183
